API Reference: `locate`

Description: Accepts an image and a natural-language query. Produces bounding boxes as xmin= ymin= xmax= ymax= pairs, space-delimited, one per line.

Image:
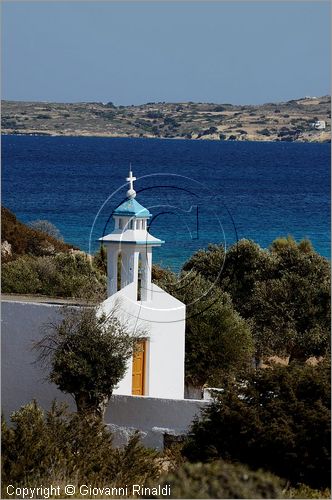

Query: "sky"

xmin=1 ymin=1 xmax=331 ymax=105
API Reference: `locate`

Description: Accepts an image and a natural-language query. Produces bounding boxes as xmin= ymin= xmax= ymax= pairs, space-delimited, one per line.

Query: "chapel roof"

xmin=112 ymin=198 xmax=151 ymax=218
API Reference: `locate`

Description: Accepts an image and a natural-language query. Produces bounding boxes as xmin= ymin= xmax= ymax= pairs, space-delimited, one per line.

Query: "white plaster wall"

xmin=105 ymin=395 xmax=208 ymax=449
xmin=100 ymin=282 xmax=186 ymax=399
xmin=1 ymin=301 xmax=74 ymax=419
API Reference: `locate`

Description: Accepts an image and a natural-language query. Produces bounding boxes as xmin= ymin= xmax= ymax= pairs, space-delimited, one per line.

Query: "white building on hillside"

xmin=311 ymin=120 xmax=326 ymax=130
xmin=99 ymin=171 xmax=186 ymax=399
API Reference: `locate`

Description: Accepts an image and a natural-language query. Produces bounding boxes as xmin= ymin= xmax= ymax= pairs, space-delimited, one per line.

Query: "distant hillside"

xmin=1 ymin=206 xmax=76 ymax=261
xmin=2 ymin=96 xmax=330 ymax=143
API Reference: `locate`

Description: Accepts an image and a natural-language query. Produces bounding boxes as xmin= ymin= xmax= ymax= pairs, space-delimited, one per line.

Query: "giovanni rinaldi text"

xmin=6 ymin=484 xmax=171 ymax=498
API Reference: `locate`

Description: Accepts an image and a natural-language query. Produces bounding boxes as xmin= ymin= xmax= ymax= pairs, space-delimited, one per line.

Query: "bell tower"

xmin=99 ymin=171 xmax=164 ymax=302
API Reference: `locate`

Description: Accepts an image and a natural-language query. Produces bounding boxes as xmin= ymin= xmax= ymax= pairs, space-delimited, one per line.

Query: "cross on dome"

xmin=126 ymin=169 xmax=137 ymax=199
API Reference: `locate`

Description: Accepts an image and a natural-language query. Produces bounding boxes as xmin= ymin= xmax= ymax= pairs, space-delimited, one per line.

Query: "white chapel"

xmin=99 ymin=171 xmax=186 ymax=399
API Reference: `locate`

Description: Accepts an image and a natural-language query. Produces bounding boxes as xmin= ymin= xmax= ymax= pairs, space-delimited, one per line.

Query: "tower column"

xmin=121 ymin=250 xmax=129 ymax=287
xmin=107 ymin=246 xmax=118 ymax=297
xmin=140 ymin=247 xmax=153 ymax=301
xmin=119 ymin=246 xmax=140 ymax=299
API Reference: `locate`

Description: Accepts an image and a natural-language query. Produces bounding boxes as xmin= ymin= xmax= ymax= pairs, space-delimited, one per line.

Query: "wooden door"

xmin=132 ymin=340 xmax=146 ymax=395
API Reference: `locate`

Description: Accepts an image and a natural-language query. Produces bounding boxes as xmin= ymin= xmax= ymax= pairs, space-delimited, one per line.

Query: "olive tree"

xmin=35 ymin=305 xmax=143 ymax=420
xmin=181 ymin=273 xmax=253 ymax=388
xmin=183 ymin=239 xmax=276 ymax=318
xmin=153 ymin=269 xmax=254 ymax=389
xmin=183 ymin=237 xmax=330 ymax=362
xmin=251 ymin=237 xmax=331 ymax=361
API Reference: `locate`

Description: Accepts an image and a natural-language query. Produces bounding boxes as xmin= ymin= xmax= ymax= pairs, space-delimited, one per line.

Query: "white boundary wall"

xmin=2 ymin=300 xmax=208 ymax=449
xmin=105 ymin=395 xmax=207 ymax=448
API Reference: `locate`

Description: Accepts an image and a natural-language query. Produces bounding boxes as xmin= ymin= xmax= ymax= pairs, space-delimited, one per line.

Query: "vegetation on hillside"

xmin=2 ymin=95 xmax=331 ymax=142
xmin=3 ymin=208 xmax=330 ymax=378
xmin=2 ymin=252 xmax=106 ymax=299
xmin=1 ymin=206 xmax=106 ymax=300
xmin=1 ymin=206 xmax=74 ymax=261
xmin=28 ymin=219 xmax=63 ymax=240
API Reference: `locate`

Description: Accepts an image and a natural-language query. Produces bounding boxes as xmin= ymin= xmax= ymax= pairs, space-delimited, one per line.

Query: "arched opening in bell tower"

xmin=137 ymin=252 xmax=143 ymax=301
xmin=117 ymin=251 xmax=122 ymax=291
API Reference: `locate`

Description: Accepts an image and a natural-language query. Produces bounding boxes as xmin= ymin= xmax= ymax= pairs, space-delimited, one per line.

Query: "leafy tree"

xmin=182 ymin=273 xmax=253 ymax=388
xmin=152 ymin=264 xmax=178 ymax=288
xmin=154 ymin=269 xmax=253 ymax=388
xmin=182 ymin=243 xmax=226 ymax=284
xmin=251 ymin=237 xmax=330 ymax=360
xmin=28 ymin=219 xmax=63 ymax=240
xmin=183 ymin=240 xmax=275 ymax=318
xmin=183 ymin=360 xmax=331 ymax=489
xmin=35 ymin=306 xmax=143 ymax=419
xmin=183 ymin=237 xmax=330 ymax=362
xmin=151 ymin=460 xmax=284 ymax=499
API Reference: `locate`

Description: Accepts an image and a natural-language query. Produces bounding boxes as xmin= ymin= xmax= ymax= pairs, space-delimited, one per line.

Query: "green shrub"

xmin=150 ymin=460 xmax=284 ymax=499
xmin=286 ymin=484 xmax=331 ymax=499
xmin=2 ymin=253 xmax=106 ymax=300
xmin=51 ymin=253 xmax=106 ymax=299
xmin=2 ymin=401 xmax=159 ymax=494
xmin=258 ymin=128 xmax=271 ymax=136
xmin=285 ymin=484 xmax=331 ymax=499
xmin=183 ymin=360 xmax=331 ymax=489
xmin=253 ymin=237 xmax=330 ymax=360
xmin=1 ymin=256 xmax=41 ymax=294
xmin=30 ymin=256 xmax=62 ymax=295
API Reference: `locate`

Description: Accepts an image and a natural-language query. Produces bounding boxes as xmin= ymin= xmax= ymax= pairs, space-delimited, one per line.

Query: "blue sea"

xmin=2 ymin=135 xmax=330 ymax=271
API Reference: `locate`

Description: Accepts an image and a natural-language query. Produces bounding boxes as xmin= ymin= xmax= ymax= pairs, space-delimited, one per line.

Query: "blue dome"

xmin=113 ymin=198 xmax=151 ymax=218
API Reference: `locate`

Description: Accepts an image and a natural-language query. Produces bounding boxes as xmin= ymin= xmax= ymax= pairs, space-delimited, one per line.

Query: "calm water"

xmin=2 ymin=135 xmax=330 ymax=270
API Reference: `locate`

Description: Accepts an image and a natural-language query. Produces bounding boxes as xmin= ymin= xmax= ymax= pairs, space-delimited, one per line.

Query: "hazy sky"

xmin=2 ymin=1 xmax=330 ymax=105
